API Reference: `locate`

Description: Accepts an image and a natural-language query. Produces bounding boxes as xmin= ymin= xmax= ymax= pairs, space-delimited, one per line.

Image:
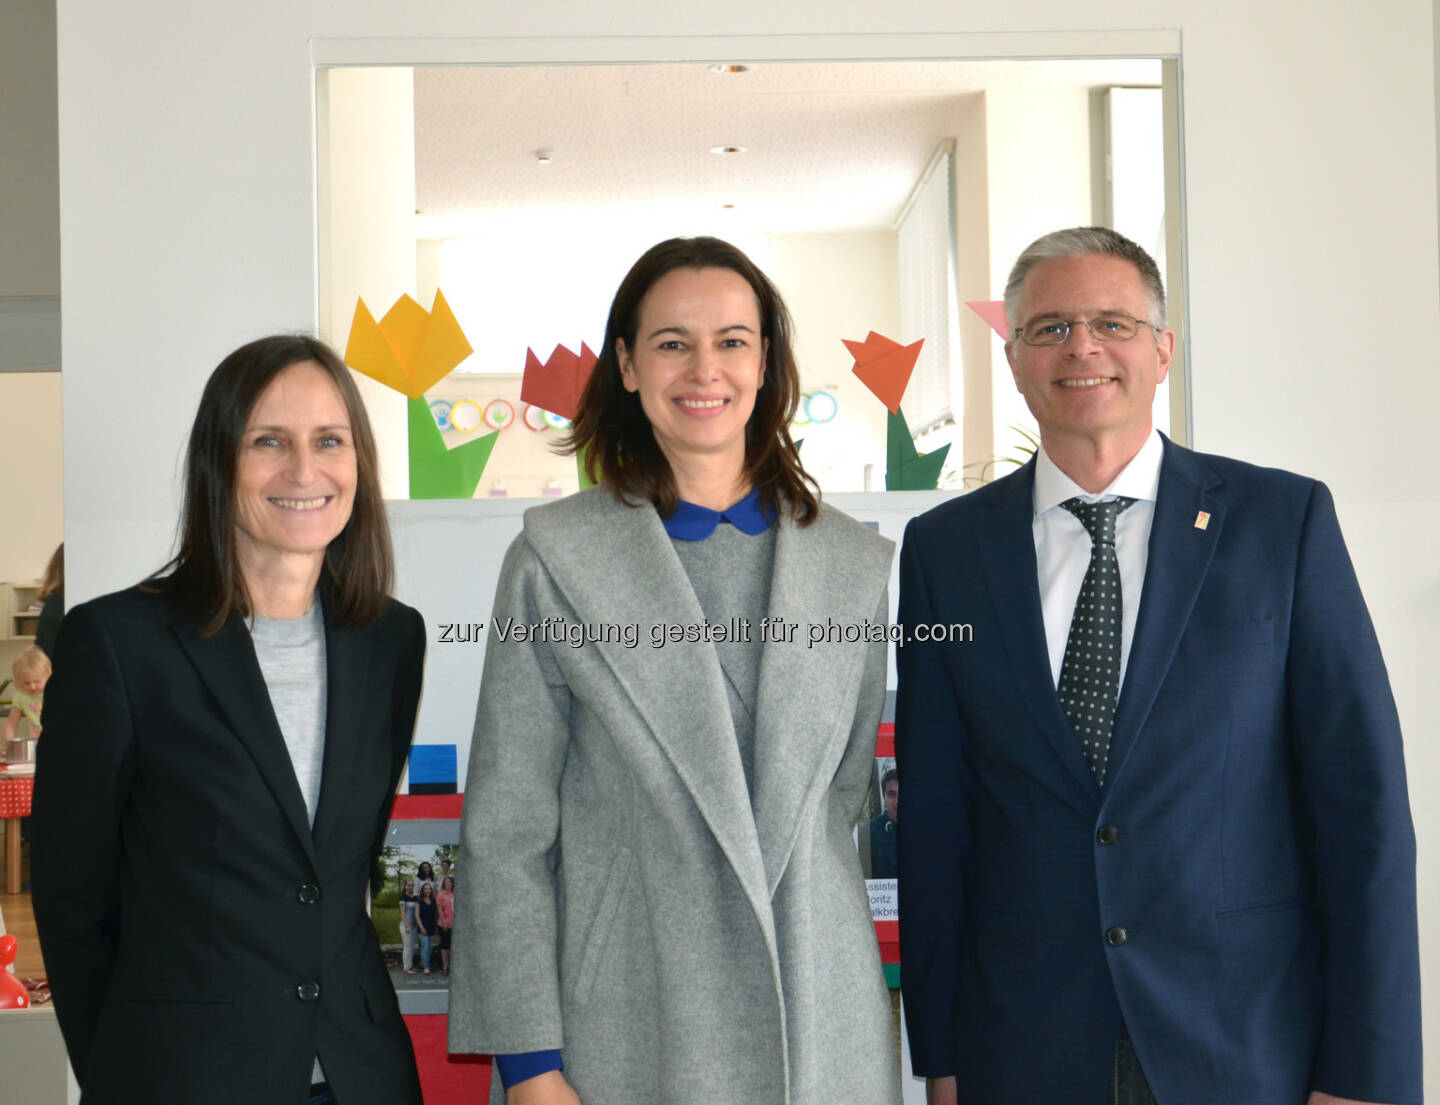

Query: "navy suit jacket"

xmin=896 ymin=438 xmax=1420 ymax=1105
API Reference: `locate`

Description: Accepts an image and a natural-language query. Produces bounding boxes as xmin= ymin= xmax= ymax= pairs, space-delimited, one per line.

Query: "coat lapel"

xmin=749 ymin=506 xmax=892 ymax=894
xmin=974 ymin=463 xmax=1101 ymax=807
xmin=171 ymin=614 xmax=318 ymax=867
xmin=523 ymin=490 xmax=770 ymax=912
xmin=312 ymin=597 xmax=376 ymax=853
xmin=1105 ymin=440 xmax=1224 ymax=792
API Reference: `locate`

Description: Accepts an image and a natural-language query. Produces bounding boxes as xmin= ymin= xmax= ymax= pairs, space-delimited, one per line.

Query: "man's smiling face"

xmin=1005 ymin=253 xmax=1173 ymax=456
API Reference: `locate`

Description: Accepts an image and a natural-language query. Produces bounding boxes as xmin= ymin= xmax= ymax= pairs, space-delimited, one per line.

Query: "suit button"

xmin=1106 ymin=926 xmax=1128 ymax=947
xmin=1097 ymin=825 xmax=1119 ymax=845
xmin=297 ymin=884 xmax=321 ymax=905
xmin=296 ymin=981 xmax=321 ymax=1002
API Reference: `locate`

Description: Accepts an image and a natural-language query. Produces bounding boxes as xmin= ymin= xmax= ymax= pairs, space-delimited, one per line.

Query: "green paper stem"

xmin=408 ymin=397 xmax=499 ymax=499
xmin=885 ymin=407 xmax=949 ymax=491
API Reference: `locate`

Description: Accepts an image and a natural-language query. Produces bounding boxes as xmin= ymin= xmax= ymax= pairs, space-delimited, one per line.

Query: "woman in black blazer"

xmin=32 ymin=336 xmax=425 ymax=1105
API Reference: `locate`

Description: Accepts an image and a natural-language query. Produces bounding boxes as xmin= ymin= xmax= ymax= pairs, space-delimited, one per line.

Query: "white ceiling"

xmin=413 ymin=58 xmax=1162 ymax=240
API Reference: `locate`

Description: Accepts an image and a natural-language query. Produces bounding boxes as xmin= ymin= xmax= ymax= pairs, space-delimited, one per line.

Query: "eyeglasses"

xmin=1013 ymin=315 xmax=1156 ymax=347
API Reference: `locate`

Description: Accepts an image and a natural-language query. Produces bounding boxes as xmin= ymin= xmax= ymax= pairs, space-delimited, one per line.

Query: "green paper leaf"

xmin=885 ymin=408 xmax=949 ymax=491
xmin=408 ymin=396 xmax=499 ymax=499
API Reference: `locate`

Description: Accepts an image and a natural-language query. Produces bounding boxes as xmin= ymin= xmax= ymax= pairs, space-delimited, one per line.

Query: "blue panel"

xmin=409 ymin=743 xmax=457 ymax=784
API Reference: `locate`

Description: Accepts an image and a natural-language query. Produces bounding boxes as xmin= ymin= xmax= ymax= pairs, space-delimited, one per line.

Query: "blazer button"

xmin=296 ymin=981 xmax=321 ymax=1002
xmin=297 ymin=884 xmax=321 ymax=905
xmin=1097 ymin=825 xmax=1119 ymax=845
xmin=1106 ymin=926 xmax=1128 ymax=947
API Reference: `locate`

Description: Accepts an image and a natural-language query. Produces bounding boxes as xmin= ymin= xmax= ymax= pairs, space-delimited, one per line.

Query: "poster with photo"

xmin=855 ymin=754 xmax=898 ymax=921
xmin=371 ymin=840 xmax=460 ymax=1000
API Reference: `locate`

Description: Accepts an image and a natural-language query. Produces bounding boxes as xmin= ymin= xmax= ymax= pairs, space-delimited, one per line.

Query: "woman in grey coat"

xmin=449 ymin=237 xmax=900 ymax=1105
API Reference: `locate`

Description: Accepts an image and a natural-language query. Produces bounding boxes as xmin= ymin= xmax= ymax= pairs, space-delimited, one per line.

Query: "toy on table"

xmin=0 ymin=935 xmax=31 ymax=1008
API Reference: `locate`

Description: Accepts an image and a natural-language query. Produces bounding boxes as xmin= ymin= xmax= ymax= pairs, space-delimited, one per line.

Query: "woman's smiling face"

xmin=617 ymin=266 xmax=766 ymax=479
xmin=233 ymin=360 xmax=356 ymax=580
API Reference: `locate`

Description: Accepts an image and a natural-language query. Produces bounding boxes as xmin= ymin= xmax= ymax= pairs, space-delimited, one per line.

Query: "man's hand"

xmin=926 ymin=1075 xmax=957 ymax=1105
xmin=1309 ymin=1094 xmax=1389 ymax=1105
xmin=507 ymin=1070 xmax=580 ymax=1105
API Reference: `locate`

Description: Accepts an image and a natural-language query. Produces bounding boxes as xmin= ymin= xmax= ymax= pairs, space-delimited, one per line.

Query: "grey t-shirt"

xmin=249 ymin=601 xmax=327 ymax=826
xmin=671 ymin=523 xmax=777 ymax=794
xmin=248 ymin=599 xmax=327 ymax=1086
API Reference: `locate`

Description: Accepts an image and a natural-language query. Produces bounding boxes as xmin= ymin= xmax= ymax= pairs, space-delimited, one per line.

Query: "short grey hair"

xmin=1003 ymin=227 xmax=1167 ymax=334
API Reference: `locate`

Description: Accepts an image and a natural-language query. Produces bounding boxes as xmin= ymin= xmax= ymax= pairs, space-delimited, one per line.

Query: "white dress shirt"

xmin=1032 ymin=429 xmax=1163 ymax=690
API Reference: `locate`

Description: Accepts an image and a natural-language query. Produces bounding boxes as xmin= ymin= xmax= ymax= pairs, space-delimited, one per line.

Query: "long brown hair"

xmin=560 ymin=237 xmax=819 ymax=525
xmin=150 ymin=335 xmax=393 ymax=634
xmin=37 ymin=543 xmax=63 ymax=602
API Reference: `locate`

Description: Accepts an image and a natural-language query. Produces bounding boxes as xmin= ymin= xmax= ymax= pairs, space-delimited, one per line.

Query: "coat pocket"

xmin=571 ymin=847 xmax=633 ymax=1006
xmin=1214 ymin=892 xmax=1313 ymax=918
xmin=124 ymin=993 xmax=233 ymax=1005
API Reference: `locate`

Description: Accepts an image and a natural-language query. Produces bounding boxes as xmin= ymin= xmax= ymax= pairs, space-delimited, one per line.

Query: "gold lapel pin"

xmin=1194 ymin=510 xmax=1211 ymax=530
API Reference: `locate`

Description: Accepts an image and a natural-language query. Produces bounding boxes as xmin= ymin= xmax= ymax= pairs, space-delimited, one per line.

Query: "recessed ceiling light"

xmin=534 ymin=148 xmax=555 ymax=165
xmin=709 ymin=145 xmax=747 ymax=155
xmin=709 ymin=64 xmax=750 ymax=74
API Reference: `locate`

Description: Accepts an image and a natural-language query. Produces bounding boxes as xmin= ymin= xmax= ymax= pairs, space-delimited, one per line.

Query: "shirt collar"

xmin=1033 ymin=428 xmax=1163 ymax=517
xmin=663 ymin=485 xmax=774 ymax=541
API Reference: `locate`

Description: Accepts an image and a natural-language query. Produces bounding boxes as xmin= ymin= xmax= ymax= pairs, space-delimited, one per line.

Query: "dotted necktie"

xmin=1057 ymin=497 xmax=1135 ymax=786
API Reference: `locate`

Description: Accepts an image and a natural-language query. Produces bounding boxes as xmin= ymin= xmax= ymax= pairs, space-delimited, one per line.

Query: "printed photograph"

xmin=855 ymin=755 xmax=899 ymax=921
xmin=371 ymin=842 xmax=459 ymax=993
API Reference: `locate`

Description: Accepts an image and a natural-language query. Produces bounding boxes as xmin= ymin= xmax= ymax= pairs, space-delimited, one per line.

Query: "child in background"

xmin=4 ymin=647 xmax=51 ymax=747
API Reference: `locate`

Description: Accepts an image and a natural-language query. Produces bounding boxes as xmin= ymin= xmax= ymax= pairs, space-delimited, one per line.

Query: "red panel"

xmin=391 ymin=794 xmax=465 ymax=820
xmin=403 ymin=1014 xmax=491 ymax=1104
xmin=875 ymin=920 xmax=900 ymax=963
xmin=874 ymin=723 xmax=894 ymax=758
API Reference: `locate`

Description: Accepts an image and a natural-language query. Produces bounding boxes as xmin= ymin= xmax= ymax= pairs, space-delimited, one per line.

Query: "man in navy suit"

xmin=896 ymin=228 xmax=1420 ymax=1105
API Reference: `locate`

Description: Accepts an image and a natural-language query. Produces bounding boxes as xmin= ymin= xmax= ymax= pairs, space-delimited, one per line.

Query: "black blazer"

xmin=32 ymin=586 xmax=426 ymax=1105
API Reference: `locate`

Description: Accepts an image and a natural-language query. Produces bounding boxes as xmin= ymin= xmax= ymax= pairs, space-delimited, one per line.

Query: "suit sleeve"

xmin=30 ymin=601 xmax=136 ymax=1084
xmin=1287 ymin=482 xmax=1421 ymax=1102
xmin=448 ymin=534 xmax=573 ymax=1055
xmin=895 ymin=518 xmax=973 ymax=1078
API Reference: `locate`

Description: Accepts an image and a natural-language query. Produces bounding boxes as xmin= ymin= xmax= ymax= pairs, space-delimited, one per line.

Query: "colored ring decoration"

xmin=484 ymin=399 xmax=515 ymax=431
xmin=522 ymin=404 xmax=548 ymax=432
xmin=792 ymin=393 xmax=812 ymax=427
xmin=450 ymin=399 xmax=484 ymax=434
xmin=428 ymin=400 xmax=453 ymax=432
xmin=806 ymin=390 xmax=838 ymax=424
xmin=542 ymin=410 xmax=571 ymax=431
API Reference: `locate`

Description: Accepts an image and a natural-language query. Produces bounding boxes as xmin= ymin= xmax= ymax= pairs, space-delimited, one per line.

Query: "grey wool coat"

xmin=448 ymin=486 xmax=901 ymax=1105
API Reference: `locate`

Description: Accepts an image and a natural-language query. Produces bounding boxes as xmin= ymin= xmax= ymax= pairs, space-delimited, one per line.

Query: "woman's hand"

xmin=506 ymin=1071 xmax=580 ymax=1105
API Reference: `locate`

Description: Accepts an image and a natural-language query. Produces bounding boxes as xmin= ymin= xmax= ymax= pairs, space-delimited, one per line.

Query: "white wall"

xmin=767 ymin=231 xmax=898 ymax=492
xmin=982 ymin=82 xmax=1095 ymax=464
xmin=317 ymin=66 xmax=417 ymax=499
xmin=52 ymin=0 xmax=1440 ymax=1092
xmin=949 ymin=92 xmax=993 ymax=472
xmin=0 ymin=374 xmax=63 ymax=583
